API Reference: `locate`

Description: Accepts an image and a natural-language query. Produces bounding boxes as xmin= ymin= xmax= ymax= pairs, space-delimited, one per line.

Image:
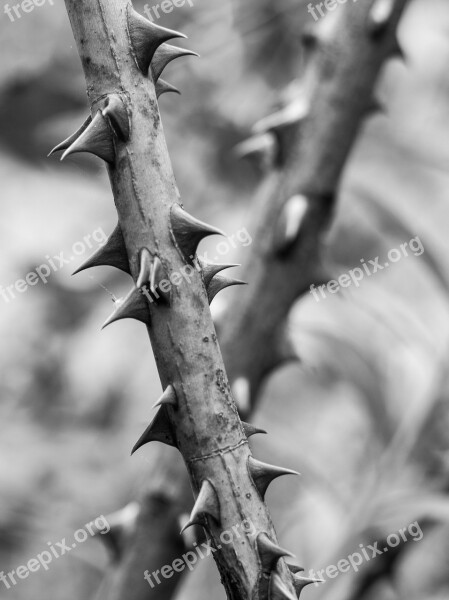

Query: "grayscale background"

xmin=1 ymin=0 xmax=449 ymax=599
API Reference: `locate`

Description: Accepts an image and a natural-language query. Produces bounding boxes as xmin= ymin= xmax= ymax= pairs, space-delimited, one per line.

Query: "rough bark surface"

xmin=54 ymin=1 xmax=307 ymax=599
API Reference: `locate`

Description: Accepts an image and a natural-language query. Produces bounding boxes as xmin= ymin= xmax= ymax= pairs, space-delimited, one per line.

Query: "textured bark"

xmin=54 ymin=1 xmax=305 ymax=599
xmin=90 ymin=1 xmax=411 ymax=599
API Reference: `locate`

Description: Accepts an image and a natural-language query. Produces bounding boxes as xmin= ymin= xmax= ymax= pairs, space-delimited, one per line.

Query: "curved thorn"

xmin=102 ymin=288 xmax=150 ymax=329
xmin=137 ymin=247 xmax=153 ymax=289
xmin=248 ymin=456 xmax=299 ymax=499
xmin=287 ymin=564 xmax=305 ymax=575
xmin=170 ymin=204 xmax=225 ymax=262
xmin=48 ymin=115 xmax=92 ymax=157
xmin=178 ymin=513 xmax=197 ymax=546
xmin=198 ymin=259 xmax=240 ymax=288
xmin=156 ymin=79 xmax=181 ymax=98
xmin=127 ymin=5 xmax=186 ymax=74
xmin=242 ymin=422 xmax=267 ymax=438
xmin=152 ymin=44 xmax=199 ymax=82
xmin=61 ymin=111 xmax=115 ymax=164
xmin=291 ymin=573 xmax=323 ymax=595
xmin=207 ymin=274 xmax=247 ymax=304
xmin=131 ymin=407 xmax=176 ymax=453
xmin=150 ymin=255 xmax=171 ymax=304
xmin=256 ymin=533 xmax=295 ymax=572
xmin=180 ymin=480 xmax=220 ymax=533
xmin=72 ymin=223 xmax=130 ymax=275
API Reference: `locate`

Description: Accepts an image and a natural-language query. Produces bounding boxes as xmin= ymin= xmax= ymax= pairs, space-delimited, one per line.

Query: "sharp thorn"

xmin=127 ymin=5 xmax=186 ymax=74
xmin=102 ymin=287 xmax=150 ymax=329
xmin=48 ymin=115 xmax=92 ymax=157
xmin=61 ymin=111 xmax=115 ymax=164
xmin=287 ymin=565 xmax=305 ymax=575
xmin=198 ymin=258 xmax=240 ymax=288
xmin=72 ymin=223 xmax=130 ymax=275
xmin=136 ymin=250 xmax=171 ymax=304
xmin=242 ymin=422 xmax=267 ymax=438
xmin=170 ymin=204 xmax=225 ymax=262
xmin=207 ymin=274 xmax=246 ymax=304
xmin=180 ymin=480 xmax=220 ymax=533
xmin=150 ymin=255 xmax=171 ymax=304
xmin=257 ymin=533 xmax=295 ymax=572
xmin=152 ymin=384 xmax=178 ymax=409
xmin=179 ymin=522 xmax=192 ymax=534
xmin=178 ymin=513 xmax=197 ymax=546
xmin=131 ymin=407 xmax=176 ymax=453
xmin=152 ymin=44 xmax=199 ymax=82
xmin=291 ymin=573 xmax=323 ymax=595
xmin=156 ymin=78 xmax=181 ymax=98
xmin=137 ymin=248 xmax=153 ymax=289
xmin=248 ymin=457 xmax=299 ymax=499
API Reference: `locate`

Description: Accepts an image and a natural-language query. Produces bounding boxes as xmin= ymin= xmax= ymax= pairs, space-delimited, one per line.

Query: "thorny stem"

xmin=54 ymin=0 xmax=308 ymax=599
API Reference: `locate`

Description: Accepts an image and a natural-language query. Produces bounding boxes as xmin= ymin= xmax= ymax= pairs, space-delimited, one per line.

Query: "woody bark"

xmin=54 ymin=1 xmax=309 ymax=599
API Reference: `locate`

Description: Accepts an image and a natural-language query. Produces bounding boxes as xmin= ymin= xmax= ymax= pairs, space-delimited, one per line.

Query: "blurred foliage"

xmin=1 ymin=0 xmax=449 ymax=599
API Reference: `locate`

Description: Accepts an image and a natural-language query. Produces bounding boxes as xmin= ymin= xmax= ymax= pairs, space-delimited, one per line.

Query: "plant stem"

xmin=56 ymin=1 xmax=305 ymax=598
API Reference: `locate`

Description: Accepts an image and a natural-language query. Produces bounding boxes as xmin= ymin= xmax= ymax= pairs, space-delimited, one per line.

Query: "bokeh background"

xmin=1 ymin=0 xmax=449 ymax=599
